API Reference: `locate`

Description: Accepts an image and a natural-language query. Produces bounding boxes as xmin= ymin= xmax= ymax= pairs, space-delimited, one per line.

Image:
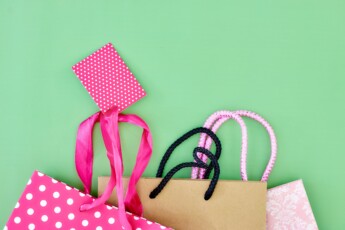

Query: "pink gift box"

xmin=4 ymin=171 xmax=171 ymax=230
xmin=267 ymin=180 xmax=318 ymax=230
xmin=72 ymin=43 xmax=146 ymax=113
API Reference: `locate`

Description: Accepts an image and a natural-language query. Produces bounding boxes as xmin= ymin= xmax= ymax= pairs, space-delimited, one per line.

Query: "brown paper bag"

xmin=99 ymin=127 xmax=270 ymax=229
xmin=99 ymin=177 xmax=266 ymax=230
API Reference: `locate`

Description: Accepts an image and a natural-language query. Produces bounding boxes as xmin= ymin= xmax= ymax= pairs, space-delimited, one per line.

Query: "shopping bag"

xmin=72 ymin=43 xmax=162 ymax=229
xmin=4 ymin=171 xmax=171 ymax=230
xmin=194 ymin=110 xmax=318 ymax=229
xmin=5 ymin=43 xmax=171 ymax=230
xmin=267 ymin=180 xmax=318 ymax=229
xmin=99 ymin=114 xmax=271 ymax=230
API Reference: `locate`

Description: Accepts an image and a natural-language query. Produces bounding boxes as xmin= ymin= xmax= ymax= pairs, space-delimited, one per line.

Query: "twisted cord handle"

xmin=150 ymin=147 xmax=220 ymax=200
xmin=152 ymin=127 xmax=222 ymax=200
xmin=191 ymin=111 xmax=248 ymax=180
xmin=195 ymin=110 xmax=277 ymax=182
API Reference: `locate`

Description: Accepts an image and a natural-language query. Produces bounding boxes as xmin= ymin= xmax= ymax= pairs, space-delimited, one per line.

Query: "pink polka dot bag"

xmin=4 ymin=43 xmax=172 ymax=230
xmin=4 ymin=171 xmax=170 ymax=230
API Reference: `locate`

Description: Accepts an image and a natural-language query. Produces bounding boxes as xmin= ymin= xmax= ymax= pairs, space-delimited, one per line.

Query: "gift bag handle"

xmin=151 ymin=146 xmax=220 ymax=200
xmin=75 ymin=107 xmax=152 ymax=230
xmin=193 ymin=110 xmax=277 ymax=182
xmin=151 ymin=128 xmax=221 ymax=200
xmin=157 ymin=111 xmax=247 ymax=178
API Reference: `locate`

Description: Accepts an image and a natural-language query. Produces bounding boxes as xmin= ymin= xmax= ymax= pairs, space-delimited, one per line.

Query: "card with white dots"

xmin=72 ymin=43 xmax=146 ymax=113
xmin=4 ymin=171 xmax=171 ymax=230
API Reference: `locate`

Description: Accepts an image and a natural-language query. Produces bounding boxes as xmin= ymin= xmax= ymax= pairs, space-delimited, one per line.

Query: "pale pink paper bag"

xmin=267 ymin=180 xmax=318 ymax=230
xmin=4 ymin=171 xmax=171 ymax=230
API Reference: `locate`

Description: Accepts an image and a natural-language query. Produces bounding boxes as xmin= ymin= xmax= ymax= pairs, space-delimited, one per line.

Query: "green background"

xmin=1 ymin=0 xmax=344 ymax=228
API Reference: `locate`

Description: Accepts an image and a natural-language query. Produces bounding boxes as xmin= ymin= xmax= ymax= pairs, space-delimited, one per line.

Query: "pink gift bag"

xmin=4 ymin=171 xmax=170 ymax=230
xmin=5 ymin=43 xmax=171 ymax=230
xmin=193 ymin=110 xmax=318 ymax=230
xmin=72 ymin=43 xmax=163 ymax=229
xmin=267 ymin=180 xmax=318 ymax=230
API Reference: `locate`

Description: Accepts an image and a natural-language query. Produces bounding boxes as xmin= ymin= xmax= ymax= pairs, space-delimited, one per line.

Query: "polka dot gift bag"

xmin=4 ymin=171 xmax=170 ymax=230
xmin=4 ymin=43 xmax=172 ymax=230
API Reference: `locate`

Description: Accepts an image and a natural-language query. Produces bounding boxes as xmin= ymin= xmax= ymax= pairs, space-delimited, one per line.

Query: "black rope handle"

xmin=150 ymin=127 xmax=222 ymax=200
xmin=156 ymin=127 xmax=222 ymax=178
xmin=150 ymin=147 xmax=220 ymax=200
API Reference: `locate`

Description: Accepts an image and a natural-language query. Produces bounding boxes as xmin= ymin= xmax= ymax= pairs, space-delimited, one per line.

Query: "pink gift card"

xmin=267 ymin=180 xmax=318 ymax=230
xmin=72 ymin=43 xmax=146 ymax=113
xmin=5 ymin=171 xmax=171 ymax=230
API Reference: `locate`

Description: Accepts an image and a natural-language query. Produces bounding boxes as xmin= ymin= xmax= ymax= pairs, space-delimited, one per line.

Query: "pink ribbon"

xmin=75 ymin=107 xmax=152 ymax=230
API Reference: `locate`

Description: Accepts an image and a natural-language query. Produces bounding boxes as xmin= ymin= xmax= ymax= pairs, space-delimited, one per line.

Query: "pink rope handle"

xmin=193 ymin=110 xmax=277 ymax=182
xmin=192 ymin=111 xmax=248 ymax=180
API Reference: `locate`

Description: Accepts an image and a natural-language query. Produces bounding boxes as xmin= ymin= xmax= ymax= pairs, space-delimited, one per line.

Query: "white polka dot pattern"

xmin=4 ymin=170 xmax=171 ymax=229
xmin=72 ymin=43 xmax=146 ymax=113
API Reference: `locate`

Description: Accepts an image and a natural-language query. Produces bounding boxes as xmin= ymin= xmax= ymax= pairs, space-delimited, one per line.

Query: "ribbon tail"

xmin=79 ymin=167 xmax=117 ymax=211
xmin=75 ymin=112 xmax=100 ymax=194
xmin=102 ymin=109 xmax=132 ymax=230
xmin=119 ymin=114 xmax=153 ymax=217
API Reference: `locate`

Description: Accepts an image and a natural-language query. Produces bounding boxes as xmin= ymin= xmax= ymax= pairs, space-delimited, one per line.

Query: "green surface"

xmin=1 ymin=0 xmax=345 ymax=228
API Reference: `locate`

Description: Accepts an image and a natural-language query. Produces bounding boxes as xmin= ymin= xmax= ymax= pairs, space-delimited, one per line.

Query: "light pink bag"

xmin=266 ymin=180 xmax=318 ymax=229
xmin=193 ymin=110 xmax=318 ymax=230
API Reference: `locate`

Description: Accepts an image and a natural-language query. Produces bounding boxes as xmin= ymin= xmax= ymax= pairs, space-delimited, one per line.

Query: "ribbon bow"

xmin=75 ymin=107 xmax=152 ymax=230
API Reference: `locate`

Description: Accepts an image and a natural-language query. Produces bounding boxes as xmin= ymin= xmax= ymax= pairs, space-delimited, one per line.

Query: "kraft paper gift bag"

xmin=194 ymin=110 xmax=318 ymax=229
xmin=99 ymin=113 xmax=275 ymax=230
xmin=4 ymin=171 xmax=171 ymax=230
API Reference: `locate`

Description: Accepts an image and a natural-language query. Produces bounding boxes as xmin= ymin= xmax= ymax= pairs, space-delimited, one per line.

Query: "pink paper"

xmin=4 ymin=171 xmax=171 ymax=230
xmin=267 ymin=180 xmax=318 ymax=230
xmin=72 ymin=43 xmax=146 ymax=113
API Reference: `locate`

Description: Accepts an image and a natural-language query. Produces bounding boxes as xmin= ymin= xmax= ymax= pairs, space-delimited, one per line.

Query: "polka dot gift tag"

xmin=4 ymin=171 xmax=171 ymax=230
xmin=72 ymin=43 xmax=146 ymax=113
